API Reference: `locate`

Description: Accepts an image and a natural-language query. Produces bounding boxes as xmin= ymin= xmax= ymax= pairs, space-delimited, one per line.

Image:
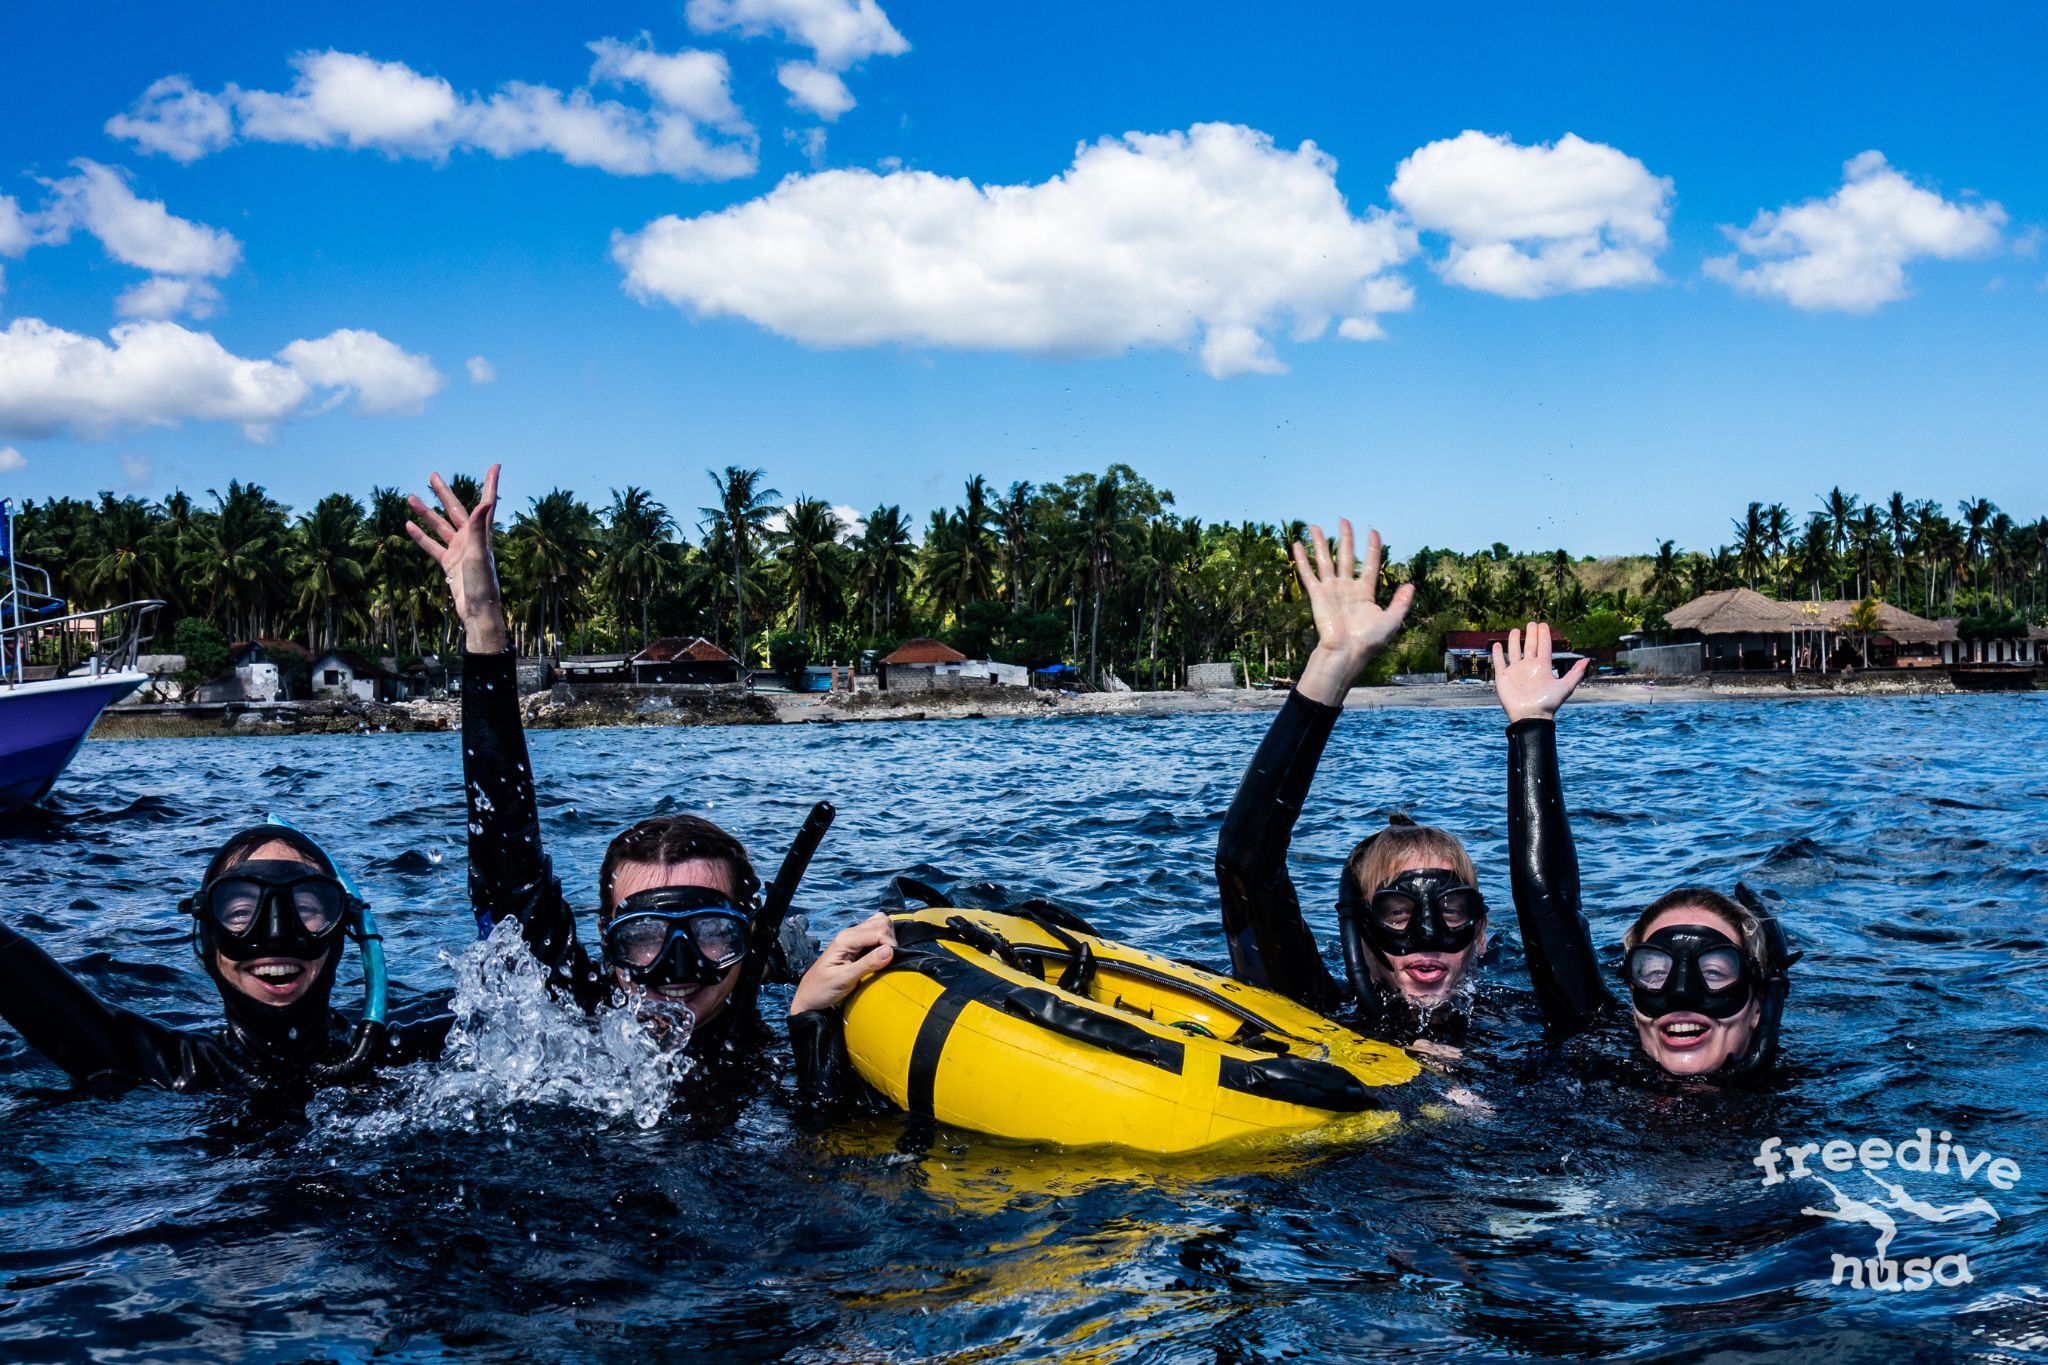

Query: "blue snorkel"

xmin=268 ymin=815 xmax=389 ymax=1082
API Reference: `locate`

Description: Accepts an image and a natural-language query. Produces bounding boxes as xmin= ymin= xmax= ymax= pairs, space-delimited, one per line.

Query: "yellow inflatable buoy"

xmin=840 ymin=905 xmax=1424 ymax=1155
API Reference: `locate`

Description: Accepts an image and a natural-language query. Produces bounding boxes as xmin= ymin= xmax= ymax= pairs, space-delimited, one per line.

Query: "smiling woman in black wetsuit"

xmin=1214 ymin=518 xmax=1505 ymax=1043
xmin=0 ymin=824 xmax=451 ymax=1095
xmin=1494 ymin=623 xmax=1794 ymax=1083
xmin=406 ymin=466 xmax=778 ymax=1065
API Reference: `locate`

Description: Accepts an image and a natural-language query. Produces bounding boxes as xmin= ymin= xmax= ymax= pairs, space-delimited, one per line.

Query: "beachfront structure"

xmin=1441 ymin=629 xmax=1580 ymax=682
xmin=560 ymin=653 xmax=631 ymax=683
xmin=1659 ymin=589 xmax=1946 ymax=672
xmin=630 ymin=637 xmax=741 ymax=685
xmin=1931 ymin=620 xmax=2045 ymax=665
xmin=877 ymin=638 xmax=1028 ymax=692
xmin=310 ymin=650 xmax=402 ymax=703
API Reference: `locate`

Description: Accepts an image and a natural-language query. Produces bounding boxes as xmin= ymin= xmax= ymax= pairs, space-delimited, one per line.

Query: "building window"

xmin=324 ymin=670 xmax=342 ymax=685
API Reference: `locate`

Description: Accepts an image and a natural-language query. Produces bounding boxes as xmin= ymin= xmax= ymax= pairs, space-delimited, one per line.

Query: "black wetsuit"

xmin=0 ymin=919 xmax=451 ymax=1095
xmin=459 ymin=648 xmax=765 ymax=1069
xmin=1214 ymin=691 xmax=1614 ymax=1043
xmin=1504 ymin=717 xmax=1618 ymax=1034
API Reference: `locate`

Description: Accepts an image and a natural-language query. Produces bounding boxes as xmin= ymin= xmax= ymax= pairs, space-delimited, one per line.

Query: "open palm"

xmin=1293 ymin=519 xmax=1413 ymax=659
xmin=1492 ymin=621 xmax=1589 ymax=723
xmin=406 ymin=463 xmax=507 ymax=651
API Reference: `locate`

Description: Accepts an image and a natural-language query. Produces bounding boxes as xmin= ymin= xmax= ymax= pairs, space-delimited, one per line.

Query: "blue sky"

xmin=1 ymin=2 xmax=2042 ymax=556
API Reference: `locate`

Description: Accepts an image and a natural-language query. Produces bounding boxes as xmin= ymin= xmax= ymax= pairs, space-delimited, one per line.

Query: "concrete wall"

xmin=1621 ymin=643 xmax=1704 ymax=677
xmin=1186 ymin=661 xmax=1242 ymax=690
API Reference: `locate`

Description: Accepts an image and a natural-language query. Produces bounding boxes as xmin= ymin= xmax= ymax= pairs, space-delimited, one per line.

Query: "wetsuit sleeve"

xmin=1506 ymin=717 xmax=1617 ymax=1030
xmin=1214 ymin=690 xmax=1346 ymax=1013
xmin=0 ymin=920 xmax=210 ymax=1089
xmin=787 ymin=1007 xmax=888 ymax=1120
xmin=462 ymin=648 xmax=606 ymax=1011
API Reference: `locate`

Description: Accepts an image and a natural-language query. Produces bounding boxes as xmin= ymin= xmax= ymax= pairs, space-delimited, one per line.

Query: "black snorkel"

xmin=739 ymin=801 xmax=836 ymax=1001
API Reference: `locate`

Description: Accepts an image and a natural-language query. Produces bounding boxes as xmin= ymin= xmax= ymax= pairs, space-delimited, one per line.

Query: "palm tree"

xmin=1732 ymin=503 xmax=1768 ymax=591
xmin=850 ymin=504 xmax=913 ymax=636
xmin=507 ymin=489 xmax=597 ymax=657
xmin=1645 ymin=540 xmax=1683 ymax=607
xmin=292 ymin=493 xmax=368 ymax=652
xmin=773 ymin=496 xmax=844 ymax=641
xmin=79 ymin=494 xmax=162 ymax=607
xmin=700 ymin=467 xmax=781 ymax=668
xmin=999 ymin=481 xmax=1034 ymax=611
xmin=601 ymin=486 xmax=676 ymax=648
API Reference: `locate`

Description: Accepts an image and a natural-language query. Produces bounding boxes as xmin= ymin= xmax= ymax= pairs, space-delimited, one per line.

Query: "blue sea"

xmin=2 ymin=695 xmax=2044 ymax=1362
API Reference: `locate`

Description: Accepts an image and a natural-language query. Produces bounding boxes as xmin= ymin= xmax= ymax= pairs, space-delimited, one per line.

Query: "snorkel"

xmin=739 ymin=800 xmax=836 ymax=1003
xmin=266 ymin=816 xmax=388 ymax=1083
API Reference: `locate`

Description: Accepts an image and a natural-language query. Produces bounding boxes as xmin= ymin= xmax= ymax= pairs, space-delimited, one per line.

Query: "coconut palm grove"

xmin=11 ymin=469 xmax=2045 ymax=691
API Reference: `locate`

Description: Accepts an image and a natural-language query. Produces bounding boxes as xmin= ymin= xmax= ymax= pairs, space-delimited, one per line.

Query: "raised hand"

xmin=406 ymin=464 xmax=508 ymax=654
xmin=1292 ymin=518 xmax=1415 ymax=706
xmin=790 ymin=912 xmax=897 ymax=1015
xmin=1492 ymin=621 xmax=1590 ymax=724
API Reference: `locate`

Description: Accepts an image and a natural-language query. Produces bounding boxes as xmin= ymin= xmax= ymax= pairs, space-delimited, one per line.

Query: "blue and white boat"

xmin=0 ymin=498 xmax=163 ymax=812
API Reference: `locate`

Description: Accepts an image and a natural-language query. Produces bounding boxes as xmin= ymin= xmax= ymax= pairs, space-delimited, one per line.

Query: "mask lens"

xmin=686 ymin=913 xmax=748 ymax=969
xmin=1698 ymin=947 xmax=1745 ymax=991
xmin=1438 ymin=888 xmax=1482 ymax=929
xmin=209 ymin=880 xmax=265 ymax=935
xmin=290 ymin=881 xmax=345 ymax=936
xmin=1628 ymin=947 xmax=1675 ymax=991
xmin=610 ymin=916 xmax=673 ymax=970
xmin=1371 ymin=892 xmax=1417 ymax=932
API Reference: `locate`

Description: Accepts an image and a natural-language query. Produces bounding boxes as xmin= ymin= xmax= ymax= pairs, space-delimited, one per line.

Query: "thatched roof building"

xmin=1659 ymin=588 xmax=1949 ymax=671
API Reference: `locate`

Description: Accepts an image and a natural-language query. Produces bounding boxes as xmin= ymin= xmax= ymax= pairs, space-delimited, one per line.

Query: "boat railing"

xmin=1 ymin=599 xmax=166 ymax=690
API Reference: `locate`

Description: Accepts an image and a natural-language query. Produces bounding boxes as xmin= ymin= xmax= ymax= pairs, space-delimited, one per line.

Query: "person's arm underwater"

xmin=785 ymin=912 xmax=896 ymax=1117
xmin=409 ymin=465 xmax=606 ymax=1010
xmin=1493 ymin=622 xmax=1616 ymax=1031
xmin=0 ymin=919 xmax=224 ymax=1090
xmin=1215 ymin=520 xmax=1414 ymax=1013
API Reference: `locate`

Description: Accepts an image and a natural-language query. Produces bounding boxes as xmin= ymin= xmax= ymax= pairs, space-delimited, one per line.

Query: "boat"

xmin=1 ymin=498 xmax=163 ymax=812
xmin=841 ymin=902 xmax=1424 ymax=1155
xmin=1947 ymin=662 xmax=2039 ymax=693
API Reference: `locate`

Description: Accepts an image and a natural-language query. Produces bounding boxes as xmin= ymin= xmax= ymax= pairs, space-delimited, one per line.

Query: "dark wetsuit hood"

xmin=192 ymin=824 xmax=349 ymax=1066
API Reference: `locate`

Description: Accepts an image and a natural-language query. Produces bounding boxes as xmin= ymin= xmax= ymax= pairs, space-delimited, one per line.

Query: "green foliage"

xmin=1569 ymin=609 xmax=1636 ymax=651
xmin=171 ymin=617 xmax=228 ymax=685
xmin=766 ymin=630 xmax=811 ymax=680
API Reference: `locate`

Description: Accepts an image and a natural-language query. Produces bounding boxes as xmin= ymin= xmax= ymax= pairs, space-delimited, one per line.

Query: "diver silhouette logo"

xmin=1754 ymin=1130 xmax=2019 ymax=1292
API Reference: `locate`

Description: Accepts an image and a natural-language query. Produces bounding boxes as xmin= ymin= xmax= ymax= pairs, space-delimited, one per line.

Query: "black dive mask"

xmin=1624 ymin=925 xmax=1754 ymax=1020
xmin=603 ymin=886 xmax=752 ymax=989
xmin=1340 ymin=868 xmax=1486 ymax=961
xmin=184 ymin=860 xmax=357 ymax=963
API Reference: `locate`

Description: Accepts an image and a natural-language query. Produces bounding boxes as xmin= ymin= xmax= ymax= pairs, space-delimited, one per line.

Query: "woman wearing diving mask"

xmin=1495 ymin=623 xmax=1795 ymax=1081
xmin=0 ymin=824 xmax=451 ymax=1093
xmin=1214 ymin=518 xmax=1495 ymax=1042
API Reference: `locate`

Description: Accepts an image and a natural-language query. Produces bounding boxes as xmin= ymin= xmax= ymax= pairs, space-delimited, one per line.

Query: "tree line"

xmin=11 ymin=474 xmax=2046 ymax=688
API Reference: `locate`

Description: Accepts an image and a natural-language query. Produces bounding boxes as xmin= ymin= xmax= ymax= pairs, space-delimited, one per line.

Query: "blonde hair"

xmin=1343 ymin=821 xmax=1478 ymax=898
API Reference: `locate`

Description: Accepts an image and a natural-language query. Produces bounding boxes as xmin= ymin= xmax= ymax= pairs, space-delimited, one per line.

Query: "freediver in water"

xmin=406 ymin=465 xmax=827 ymax=1092
xmin=1212 ymin=518 xmax=1497 ymax=1047
xmin=0 ymin=822 xmax=450 ymax=1095
xmin=1494 ymin=622 xmax=1796 ymax=1083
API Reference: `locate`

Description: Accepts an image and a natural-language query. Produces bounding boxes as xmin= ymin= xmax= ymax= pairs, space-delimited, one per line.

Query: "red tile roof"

xmin=881 ymin=637 xmax=968 ymax=665
xmin=632 ymin=636 xmax=736 ymax=665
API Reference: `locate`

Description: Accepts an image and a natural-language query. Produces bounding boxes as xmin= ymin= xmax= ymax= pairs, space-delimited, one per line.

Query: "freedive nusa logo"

xmin=1755 ymin=1129 xmax=2019 ymax=1291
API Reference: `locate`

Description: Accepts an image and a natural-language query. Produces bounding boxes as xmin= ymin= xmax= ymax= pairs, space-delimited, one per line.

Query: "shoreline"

xmin=85 ymin=671 xmax=2019 ymax=741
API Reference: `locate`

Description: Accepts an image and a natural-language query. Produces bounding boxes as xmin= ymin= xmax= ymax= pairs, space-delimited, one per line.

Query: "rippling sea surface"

xmin=3 ymin=695 xmax=2045 ymax=1362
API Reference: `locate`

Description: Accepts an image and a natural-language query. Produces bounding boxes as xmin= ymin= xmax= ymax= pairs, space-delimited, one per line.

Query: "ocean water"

xmin=1 ymin=695 xmax=2044 ymax=1362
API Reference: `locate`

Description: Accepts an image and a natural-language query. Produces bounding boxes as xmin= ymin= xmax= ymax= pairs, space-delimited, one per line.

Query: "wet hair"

xmin=201 ymin=824 xmax=336 ymax=884
xmin=1343 ymin=816 xmax=1479 ymax=899
xmin=1624 ymin=887 xmax=1769 ymax=969
xmin=598 ymin=815 xmax=760 ymax=922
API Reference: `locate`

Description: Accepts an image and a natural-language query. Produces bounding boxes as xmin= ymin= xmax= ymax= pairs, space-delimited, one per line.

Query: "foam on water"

xmin=315 ymin=918 xmax=694 ymax=1139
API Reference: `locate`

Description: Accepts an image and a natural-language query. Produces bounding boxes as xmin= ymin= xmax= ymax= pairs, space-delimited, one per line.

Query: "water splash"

xmin=316 ymin=918 xmax=693 ymax=1138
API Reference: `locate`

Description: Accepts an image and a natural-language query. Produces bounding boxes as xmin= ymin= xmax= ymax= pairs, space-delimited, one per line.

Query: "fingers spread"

xmin=407 ymin=495 xmax=457 ymax=548
xmin=428 ymin=472 xmax=469 ymax=529
xmin=403 ymin=520 xmax=443 ymax=558
xmin=1291 ymin=539 xmax=1317 ymax=594
xmin=1337 ymin=519 xmax=1357 ymax=581
xmin=1363 ymin=526 xmax=1383 ymax=588
xmin=1310 ymin=524 xmax=1334 ymax=581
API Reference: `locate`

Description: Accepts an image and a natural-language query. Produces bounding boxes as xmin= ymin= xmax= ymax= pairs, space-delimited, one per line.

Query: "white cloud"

xmin=119 ymin=451 xmax=152 ymax=486
xmin=687 ymin=0 xmax=907 ymax=118
xmin=0 ymin=446 xmax=24 ymax=473
xmin=43 ymin=161 xmax=241 ymax=279
xmin=0 ymin=194 xmax=29 ymax=257
xmin=1705 ymin=151 xmax=2007 ymax=312
xmin=277 ymin=329 xmax=445 ymax=415
xmin=466 ymin=355 xmax=496 ymax=384
xmin=615 ymin=122 xmax=1416 ymax=378
xmin=0 ymin=317 xmax=443 ymax=439
xmin=777 ymin=61 xmax=854 ymax=121
xmin=686 ymin=0 xmax=908 ymax=68
xmin=108 ymin=41 xmax=757 ymax=181
xmin=116 ymin=276 xmax=223 ymax=320
xmin=1389 ymin=130 xmax=1672 ymax=299
xmin=102 ymin=75 xmax=237 ymax=163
